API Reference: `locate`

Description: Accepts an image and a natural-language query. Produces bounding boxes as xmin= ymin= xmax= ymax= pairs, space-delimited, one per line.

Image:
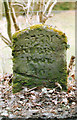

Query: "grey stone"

xmin=12 ymin=24 xmax=67 ymax=93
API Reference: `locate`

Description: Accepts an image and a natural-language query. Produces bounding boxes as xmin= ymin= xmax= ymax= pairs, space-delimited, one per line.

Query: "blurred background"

xmin=0 ymin=1 xmax=75 ymax=75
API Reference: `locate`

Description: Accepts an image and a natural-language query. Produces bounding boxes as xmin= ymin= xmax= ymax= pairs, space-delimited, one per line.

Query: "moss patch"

xmin=12 ymin=24 xmax=67 ymax=93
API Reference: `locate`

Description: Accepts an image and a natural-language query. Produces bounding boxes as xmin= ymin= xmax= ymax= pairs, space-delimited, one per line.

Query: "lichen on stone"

xmin=12 ymin=24 xmax=68 ymax=93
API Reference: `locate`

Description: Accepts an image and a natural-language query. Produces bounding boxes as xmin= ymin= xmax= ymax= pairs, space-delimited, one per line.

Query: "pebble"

xmin=5 ymin=107 xmax=11 ymax=111
xmin=58 ymin=108 xmax=63 ymax=112
xmin=9 ymin=114 xmax=17 ymax=118
xmin=66 ymin=105 xmax=70 ymax=109
xmin=48 ymin=89 xmax=54 ymax=94
xmin=72 ymin=102 xmax=76 ymax=105
xmin=42 ymin=113 xmax=54 ymax=118
xmin=29 ymin=109 xmax=39 ymax=114
xmin=14 ymin=111 xmax=19 ymax=116
xmin=62 ymin=98 xmax=68 ymax=104
xmin=42 ymin=87 xmax=47 ymax=94
xmin=17 ymin=100 xmax=23 ymax=104
xmin=22 ymin=87 xmax=28 ymax=92
xmin=16 ymin=107 xmax=22 ymax=111
xmin=1 ymin=111 xmax=8 ymax=117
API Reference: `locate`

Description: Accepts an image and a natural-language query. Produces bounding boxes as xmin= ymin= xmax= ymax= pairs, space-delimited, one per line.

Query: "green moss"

xmin=53 ymin=2 xmax=75 ymax=10
xmin=12 ymin=24 xmax=67 ymax=93
xmin=12 ymin=24 xmax=67 ymax=43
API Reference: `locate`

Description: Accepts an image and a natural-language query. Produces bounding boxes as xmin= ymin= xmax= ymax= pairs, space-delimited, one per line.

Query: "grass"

xmin=53 ymin=2 xmax=75 ymax=10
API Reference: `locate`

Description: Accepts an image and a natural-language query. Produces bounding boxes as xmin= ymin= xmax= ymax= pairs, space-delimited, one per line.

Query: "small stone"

xmin=29 ymin=109 xmax=39 ymax=114
xmin=1 ymin=111 xmax=8 ymax=117
xmin=23 ymin=87 xmax=28 ymax=91
xmin=42 ymin=113 xmax=53 ymax=118
xmin=48 ymin=89 xmax=54 ymax=94
xmin=50 ymin=109 xmax=57 ymax=114
xmin=10 ymin=94 xmax=15 ymax=99
xmin=58 ymin=108 xmax=63 ymax=112
xmin=52 ymin=99 xmax=57 ymax=105
xmin=9 ymin=113 xmax=16 ymax=118
xmin=14 ymin=111 xmax=19 ymax=116
xmin=26 ymin=102 xmax=32 ymax=108
xmin=61 ymin=91 xmax=66 ymax=95
xmin=42 ymin=87 xmax=48 ymax=94
xmin=62 ymin=98 xmax=68 ymax=104
xmin=45 ymin=94 xmax=51 ymax=98
xmin=19 ymin=95 xmax=25 ymax=100
xmin=16 ymin=107 xmax=22 ymax=111
xmin=17 ymin=101 xmax=23 ymax=104
xmin=67 ymin=105 xmax=70 ymax=109
xmin=31 ymin=95 xmax=36 ymax=100
xmin=69 ymin=91 xmax=75 ymax=96
xmin=5 ymin=107 xmax=10 ymax=111
xmin=72 ymin=102 xmax=76 ymax=105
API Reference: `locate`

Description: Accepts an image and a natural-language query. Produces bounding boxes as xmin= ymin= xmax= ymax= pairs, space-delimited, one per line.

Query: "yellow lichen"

xmin=12 ymin=30 xmax=21 ymax=39
xmin=12 ymin=24 xmax=67 ymax=43
xmin=30 ymin=24 xmax=44 ymax=30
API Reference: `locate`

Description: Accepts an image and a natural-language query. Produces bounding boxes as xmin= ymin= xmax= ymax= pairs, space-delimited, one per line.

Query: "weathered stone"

xmin=12 ymin=24 xmax=68 ymax=93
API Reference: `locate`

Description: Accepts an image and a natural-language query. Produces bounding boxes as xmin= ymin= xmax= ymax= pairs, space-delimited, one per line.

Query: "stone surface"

xmin=12 ymin=24 xmax=68 ymax=93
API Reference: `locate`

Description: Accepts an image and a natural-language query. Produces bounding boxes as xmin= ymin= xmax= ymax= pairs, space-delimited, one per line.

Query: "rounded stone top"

xmin=12 ymin=24 xmax=67 ymax=43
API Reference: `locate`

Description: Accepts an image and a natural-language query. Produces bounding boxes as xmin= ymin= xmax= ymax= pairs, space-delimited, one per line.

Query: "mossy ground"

xmin=12 ymin=24 xmax=67 ymax=93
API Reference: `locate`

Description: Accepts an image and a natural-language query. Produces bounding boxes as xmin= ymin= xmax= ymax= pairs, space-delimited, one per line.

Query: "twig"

xmin=0 ymin=33 xmax=11 ymax=44
xmin=12 ymin=3 xmax=27 ymax=10
xmin=47 ymin=0 xmax=57 ymax=17
xmin=67 ymin=56 xmax=75 ymax=75
xmin=0 ymin=33 xmax=12 ymax=47
xmin=23 ymin=87 xmax=38 ymax=96
xmin=37 ymin=11 xmax=40 ymax=23
xmin=27 ymin=0 xmax=32 ymax=16
xmin=9 ymin=0 xmax=20 ymax=31
xmin=27 ymin=87 xmax=38 ymax=92
xmin=43 ymin=0 xmax=51 ymax=15
xmin=0 ymin=0 xmax=2 ymax=20
xmin=26 ymin=0 xmax=32 ymax=25
xmin=42 ymin=0 xmax=57 ymax=23
xmin=12 ymin=1 xmax=31 ymax=25
xmin=3 ymin=0 xmax=12 ymax=41
xmin=43 ymin=0 xmax=46 ymax=11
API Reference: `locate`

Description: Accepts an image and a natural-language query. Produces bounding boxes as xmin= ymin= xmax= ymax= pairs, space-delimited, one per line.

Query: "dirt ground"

xmin=0 ymin=10 xmax=75 ymax=74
